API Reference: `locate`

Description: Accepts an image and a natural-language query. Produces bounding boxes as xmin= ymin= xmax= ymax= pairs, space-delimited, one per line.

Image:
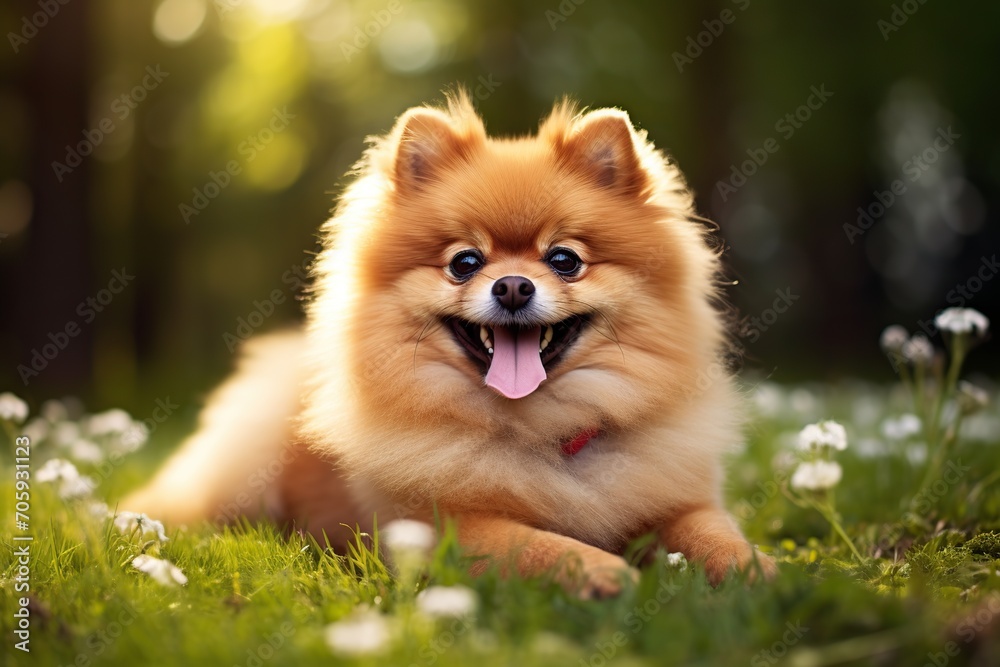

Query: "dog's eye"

xmin=546 ymin=248 xmax=582 ymax=276
xmin=449 ymin=250 xmax=484 ymax=279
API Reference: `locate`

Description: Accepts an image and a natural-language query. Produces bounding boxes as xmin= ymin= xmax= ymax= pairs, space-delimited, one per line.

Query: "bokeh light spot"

xmin=248 ymin=0 xmax=318 ymax=23
xmin=243 ymin=132 xmax=307 ymax=191
xmin=0 ymin=180 xmax=33 ymax=237
xmin=378 ymin=19 xmax=438 ymax=73
xmin=153 ymin=0 xmax=208 ymax=45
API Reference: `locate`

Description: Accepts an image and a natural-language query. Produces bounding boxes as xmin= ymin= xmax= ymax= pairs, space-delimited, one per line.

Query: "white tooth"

xmin=484 ymin=338 xmax=493 ymax=350
xmin=480 ymin=326 xmax=489 ymax=345
xmin=539 ymin=339 xmax=549 ymax=352
xmin=487 ymin=347 xmax=493 ymax=355
xmin=544 ymin=325 xmax=554 ymax=344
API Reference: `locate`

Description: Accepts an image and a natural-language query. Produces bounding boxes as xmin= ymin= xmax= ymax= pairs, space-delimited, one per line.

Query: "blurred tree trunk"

xmin=681 ymin=0 xmax=739 ymax=220
xmin=9 ymin=0 xmax=92 ymax=398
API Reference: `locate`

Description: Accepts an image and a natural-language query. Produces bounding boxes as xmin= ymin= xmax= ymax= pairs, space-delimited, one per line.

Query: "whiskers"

xmin=563 ymin=299 xmax=626 ymax=367
xmin=410 ymin=296 xmax=457 ymax=377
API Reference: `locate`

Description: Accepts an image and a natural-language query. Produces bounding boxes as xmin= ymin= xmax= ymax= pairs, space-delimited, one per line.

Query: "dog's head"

xmin=308 ymin=93 xmax=725 ymax=438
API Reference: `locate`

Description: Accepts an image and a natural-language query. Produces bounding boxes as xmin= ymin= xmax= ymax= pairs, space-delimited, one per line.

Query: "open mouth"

xmin=447 ymin=315 xmax=589 ymax=399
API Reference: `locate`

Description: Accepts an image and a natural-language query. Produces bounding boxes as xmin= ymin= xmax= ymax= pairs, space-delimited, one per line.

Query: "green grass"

xmin=3 ymin=379 xmax=1000 ymax=667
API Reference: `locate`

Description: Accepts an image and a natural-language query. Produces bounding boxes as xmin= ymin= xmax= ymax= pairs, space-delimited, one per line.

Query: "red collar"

xmin=562 ymin=428 xmax=599 ymax=456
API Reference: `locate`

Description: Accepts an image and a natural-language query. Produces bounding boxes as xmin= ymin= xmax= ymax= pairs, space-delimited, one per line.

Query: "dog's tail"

xmin=120 ymin=330 xmax=307 ymax=526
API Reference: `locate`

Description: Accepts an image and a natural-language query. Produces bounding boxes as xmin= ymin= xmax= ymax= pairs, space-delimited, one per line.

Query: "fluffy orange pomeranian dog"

xmin=125 ymin=92 xmax=775 ymax=597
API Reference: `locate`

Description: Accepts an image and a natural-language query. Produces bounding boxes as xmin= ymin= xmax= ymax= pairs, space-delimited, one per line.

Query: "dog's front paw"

xmin=559 ymin=551 xmax=639 ymax=600
xmin=702 ymin=541 xmax=777 ymax=586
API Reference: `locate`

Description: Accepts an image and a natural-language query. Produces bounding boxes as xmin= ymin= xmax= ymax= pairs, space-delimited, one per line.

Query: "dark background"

xmin=1 ymin=0 xmax=997 ymax=413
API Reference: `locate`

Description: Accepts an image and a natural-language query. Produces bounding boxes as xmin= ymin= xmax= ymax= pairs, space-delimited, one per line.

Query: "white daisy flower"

xmin=324 ymin=611 xmax=390 ymax=657
xmin=905 ymin=442 xmax=929 ymax=466
xmin=665 ymin=552 xmax=688 ymax=570
xmin=36 ymin=458 xmax=78 ymax=483
xmin=22 ymin=417 xmax=49 ymax=443
xmin=957 ymin=381 xmax=989 ymax=415
xmin=36 ymin=458 xmax=95 ymax=499
xmin=69 ymin=439 xmax=104 ymax=463
xmin=52 ymin=422 xmax=81 ymax=447
xmin=752 ymin=383 xmax=785 ymax=418
xmin=132 ymin=554 xmax=187 ymax=586
xmin=771 ymin=449 xmax=799 ymax=472
xmin=935 ymin=308 xmax=990 ymax=336
xmin=40 ymin=399 xmax=70 ymax=422
xmin=902 ymin=335 xmax=934 ymax=364
xmin=797 ymin=420 xmax=848 ymax=452
xmin=88 ymin=500 xmax=111 ymax=518
xmin=879 ymin=325 xmax=909 ymax=353
xmin=851 ymin=395 xmax=882 ymax=428
xmin=113 ymin=511 xmax=170 ymax=542
xmin=881 ymin=414 xmax=922 ymax=441
xmin=788 ymin=388 xmax=819 ymax=417
xmin=87 ymin=409 xmax=135 ymax=436
xmin=961 ymin=414 xmax=1000 ymax=442
xmin=0 ymin=392 xmax=29 ymax=424
xmin=115 ymin=422 xmax=150 ymax=454
xmin=381 ymin=519 xmax=435 ymax=555
xmin=59 ymin=475 xmax=98 ymax=499
xmin=854 ymin=438 xmax=890 ymax=459
xmin=791 ymin=460 xmax=843 ymax=491
xmin=416 ymin=585 xmax=478 ymax=619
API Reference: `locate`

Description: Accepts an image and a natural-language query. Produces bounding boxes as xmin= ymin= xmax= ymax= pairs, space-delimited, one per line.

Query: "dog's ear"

xmin=561 ymin=109 xmax=645 ymax=194
xmin=392 ymin=107 xmax=478 ymax=192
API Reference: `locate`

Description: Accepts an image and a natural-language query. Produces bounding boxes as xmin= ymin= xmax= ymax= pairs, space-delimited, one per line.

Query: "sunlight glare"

xmin=153 ymin=0 xmax=208 ymax=45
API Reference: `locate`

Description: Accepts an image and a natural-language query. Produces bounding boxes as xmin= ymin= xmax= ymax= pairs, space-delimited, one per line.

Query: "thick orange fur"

xmin=124 ymin=92 xmax=774 ymax=595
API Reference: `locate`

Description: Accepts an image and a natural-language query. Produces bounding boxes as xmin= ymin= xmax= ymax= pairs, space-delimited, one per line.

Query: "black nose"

xmin=492 ymin=276 xmax=535 ymax=312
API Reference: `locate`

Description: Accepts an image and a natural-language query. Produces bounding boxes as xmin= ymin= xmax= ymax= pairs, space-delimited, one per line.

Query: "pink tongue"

xmin=485 ymin=326 xmax=546 ymax=399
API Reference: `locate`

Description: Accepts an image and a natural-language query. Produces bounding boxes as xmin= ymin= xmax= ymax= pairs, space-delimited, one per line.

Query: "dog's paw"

xmin=559 ymin=551 xmax=639 ymax=600
xmin=702 ymin=542 xmax=777 ymax=586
